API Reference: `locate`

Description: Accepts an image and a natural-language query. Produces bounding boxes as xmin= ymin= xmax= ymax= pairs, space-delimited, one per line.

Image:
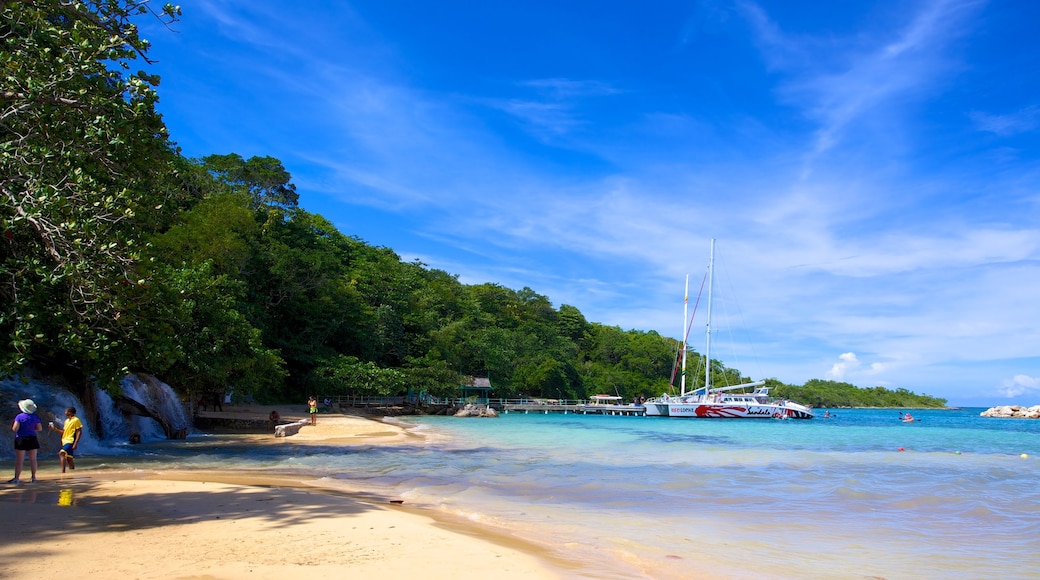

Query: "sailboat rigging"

xmin=644 ymin=239 xmax=814 ymax=420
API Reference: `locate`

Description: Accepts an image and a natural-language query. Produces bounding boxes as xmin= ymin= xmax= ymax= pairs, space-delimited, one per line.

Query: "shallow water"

xmin=71 ymin=407 xmax=1040 ymax=579
xmin=387 ymin=410 xmax=1040 ymax=579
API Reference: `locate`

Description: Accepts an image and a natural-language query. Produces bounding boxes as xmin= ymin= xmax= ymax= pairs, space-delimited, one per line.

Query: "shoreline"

xmin=0 ymin=407 xmax=584 ymax=579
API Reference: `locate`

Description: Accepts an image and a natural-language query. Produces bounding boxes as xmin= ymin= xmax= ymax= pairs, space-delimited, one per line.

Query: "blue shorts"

xmin=60 ymin=443 xmax=76 ymax=457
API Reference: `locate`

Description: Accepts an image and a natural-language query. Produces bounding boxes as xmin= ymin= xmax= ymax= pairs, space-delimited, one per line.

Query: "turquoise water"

xmin=386 ymin=409 xmax=1040 ymax=579
xmin=6 ymin=394 xmax=1038 ymax=579
xmin=78 ymin=407 xmax=1040 ymax=579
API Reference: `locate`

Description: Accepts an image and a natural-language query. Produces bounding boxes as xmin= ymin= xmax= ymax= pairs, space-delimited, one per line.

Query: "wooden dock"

xmin=501 ymin=402 xmax=645 ymax=416
xmin=315 ymin=395 xmax=646 ymax=417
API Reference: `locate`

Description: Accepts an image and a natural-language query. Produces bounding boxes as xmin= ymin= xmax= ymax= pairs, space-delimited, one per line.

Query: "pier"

xmin=311 ymin=395 xmax=647 ymax=416
xmin=499 ymin=398 xmax=646 ymax=416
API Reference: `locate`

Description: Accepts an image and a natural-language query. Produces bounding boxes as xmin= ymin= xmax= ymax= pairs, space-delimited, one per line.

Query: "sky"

xmin=139 ymin=0 xmax=1040 ymax=407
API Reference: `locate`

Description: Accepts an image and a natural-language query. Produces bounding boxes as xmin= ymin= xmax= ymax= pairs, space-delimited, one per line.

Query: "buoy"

xmin=1021 ymin=454 xmax=1029 ymax=459
xmin=898 ymin=447 xmax=905 ymax=452
xmin=955 ymin=451 xmax=961 ymax=455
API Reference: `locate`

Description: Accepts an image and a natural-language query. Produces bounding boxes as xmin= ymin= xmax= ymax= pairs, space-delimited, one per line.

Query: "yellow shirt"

xmin=61 ymin=416 xmax=83 ymax=445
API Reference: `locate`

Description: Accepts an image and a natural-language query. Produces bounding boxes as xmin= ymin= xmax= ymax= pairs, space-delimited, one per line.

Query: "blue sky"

xmin=141 ymin=0 xmax=1040 ymax=407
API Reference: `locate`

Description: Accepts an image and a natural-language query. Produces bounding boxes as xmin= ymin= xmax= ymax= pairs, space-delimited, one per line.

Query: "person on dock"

xmin=9 ymin=399 xmax=42 ymax=484
xmin=48 ymin=407 xmax=82 ymax=472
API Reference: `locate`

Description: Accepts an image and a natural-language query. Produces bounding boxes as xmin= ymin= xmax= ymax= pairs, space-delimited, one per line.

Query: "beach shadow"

xmin=0 ymin=475 xmax=387 ymax=555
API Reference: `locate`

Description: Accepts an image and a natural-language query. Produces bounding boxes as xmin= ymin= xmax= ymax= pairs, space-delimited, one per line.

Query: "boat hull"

xmin=643 ymin=401 xmax=670 ymax=416
xmin=667 ymin=403 xmax=813 ymax=419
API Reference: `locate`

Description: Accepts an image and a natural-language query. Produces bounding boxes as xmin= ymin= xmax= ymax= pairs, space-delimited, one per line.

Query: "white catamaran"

xmin=644 ymin=239 xmax=814 ymax=420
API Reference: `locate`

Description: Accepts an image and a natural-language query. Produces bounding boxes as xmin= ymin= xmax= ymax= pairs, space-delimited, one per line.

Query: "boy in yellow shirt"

xmin=48 ymin=407 xmax=83 ymax=472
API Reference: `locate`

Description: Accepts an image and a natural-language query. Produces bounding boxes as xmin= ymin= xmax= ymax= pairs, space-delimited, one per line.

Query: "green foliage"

xmin=199 ymin=153 xmax=299 ymax=210
xmin=309 ymin=355 xmax=404 ymax=397
xmin=146 ymin=260 xmax=285 ymax=397
xmin=769 ymin=379 xmax=947 ymax=408
xmin=1 ymin=0 xmax=181 ymax=388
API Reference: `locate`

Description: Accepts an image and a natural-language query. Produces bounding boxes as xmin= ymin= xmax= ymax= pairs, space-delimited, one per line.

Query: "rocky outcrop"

xmin=112 ymin=394 xmax=189 ymax=439
xmin=274 ymin=419 xmax=309 ymax=437
xmin=980 ymin=405 xmax=1040 ymax=418
xmin=454 ymin=404 xmax=498 ymax=418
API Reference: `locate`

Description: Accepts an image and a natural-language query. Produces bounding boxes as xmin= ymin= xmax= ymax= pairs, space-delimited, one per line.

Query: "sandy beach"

xmin=0 ymin=407 xmax=572 ymax=579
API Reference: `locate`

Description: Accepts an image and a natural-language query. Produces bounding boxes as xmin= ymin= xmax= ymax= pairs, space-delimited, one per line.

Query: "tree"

xmin=149 ymin=260 xmax=285 ymax=400
xmin=1 ymin=1 xmax=183 ymax=386
xmin=199 ymin=153 xmax=299 ymax=211
xmin=556 ymin=304 xmax=589 ymax=344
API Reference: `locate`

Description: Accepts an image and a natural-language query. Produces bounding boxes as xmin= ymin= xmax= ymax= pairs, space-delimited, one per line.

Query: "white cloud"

xmin=999 ymin=375 xmax=1040 ymax=398
xmin=827 ymin=352 xmax=861 ymax=380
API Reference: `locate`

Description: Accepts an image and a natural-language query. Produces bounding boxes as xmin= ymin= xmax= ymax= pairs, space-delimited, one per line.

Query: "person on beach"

xmin=9 ymin=399 xmax=43 ymax=484
xmin=308 ymin=396 xmax=318 ymax=425
xmin=48 ymin=407 xmax=82 ymax=472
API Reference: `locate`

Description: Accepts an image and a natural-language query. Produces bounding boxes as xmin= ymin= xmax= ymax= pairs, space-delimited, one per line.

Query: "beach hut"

xmin=459 ymin=377 xmax=493 ymax=403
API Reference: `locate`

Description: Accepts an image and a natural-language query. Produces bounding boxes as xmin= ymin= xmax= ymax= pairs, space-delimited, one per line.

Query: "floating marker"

xmin=898 ymin=447 xmax=905 ymax=452
xmin=1021 ymin=454 xmax=1029 ymax=459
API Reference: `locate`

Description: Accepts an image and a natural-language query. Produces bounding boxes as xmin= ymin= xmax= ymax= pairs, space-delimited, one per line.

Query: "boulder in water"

xmin=980 ymin=405 xmax=1040 ymax=418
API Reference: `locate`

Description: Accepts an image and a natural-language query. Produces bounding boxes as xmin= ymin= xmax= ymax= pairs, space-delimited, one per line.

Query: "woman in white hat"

xmin=9 ymin=399 xmax=43 ymax=484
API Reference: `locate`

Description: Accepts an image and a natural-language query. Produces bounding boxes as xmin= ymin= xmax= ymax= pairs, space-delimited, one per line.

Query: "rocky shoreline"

xmin=980 ymin=405 xmax=1040 ymax=418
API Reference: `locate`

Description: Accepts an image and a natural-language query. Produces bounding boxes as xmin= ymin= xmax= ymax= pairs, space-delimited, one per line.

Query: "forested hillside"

xmin=1 ymin=1 xmax=945 ymax=409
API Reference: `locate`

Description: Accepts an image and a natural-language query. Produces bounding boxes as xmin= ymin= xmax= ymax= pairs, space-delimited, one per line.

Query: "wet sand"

xmin=0 ymin=407 xmax=574 ymax=579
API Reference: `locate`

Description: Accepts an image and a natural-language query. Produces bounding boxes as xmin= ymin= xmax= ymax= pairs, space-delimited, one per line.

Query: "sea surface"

xmin=4 ymin=385 xmax=1039 ymax=579
xmin=66 ymin=407 xmax=1040 ymax=579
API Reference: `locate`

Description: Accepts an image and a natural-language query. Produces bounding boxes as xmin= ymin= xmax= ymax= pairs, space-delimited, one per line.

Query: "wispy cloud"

xmin=482 ymin=78 xmax=621 ymax=141
xmin=519 ymin=78 xmax=621 ymax=100
xmin=971 ymin=106 xmax=1040 ymax=136
xmin=493 ymin=100 xmax=583 ymax=138
xmin=742 ymin=0 xmax=985 ymax=157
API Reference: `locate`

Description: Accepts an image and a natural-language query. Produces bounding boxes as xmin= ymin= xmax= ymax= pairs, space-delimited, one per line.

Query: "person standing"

xmin=9 ymin=399 xmax=43 ymax=484
xmin=48 ymin=407 xmax=82 ymax=472
xmin=308 ymin=396 xmax=318 ymax=425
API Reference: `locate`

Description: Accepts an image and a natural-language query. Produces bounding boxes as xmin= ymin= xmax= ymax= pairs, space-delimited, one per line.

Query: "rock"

xmin=112 ymin=393 xmax=188 ymax=440
xmin=980 ymin=405 xmax=1040 ymax=418
xmin=453 ymin=404 xmax=498 ymax=418
xmin=274 ymin=419 xmax=309 ymax=437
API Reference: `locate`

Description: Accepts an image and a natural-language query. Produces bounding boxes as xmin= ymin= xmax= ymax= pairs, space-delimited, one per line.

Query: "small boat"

xmin=582 ymin=395 xmax=645 ymax=416
xmin=646 ymin=240 xmax=814 ymax=420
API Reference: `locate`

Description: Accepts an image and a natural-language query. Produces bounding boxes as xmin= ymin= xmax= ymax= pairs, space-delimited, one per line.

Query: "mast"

xmin=704 ymin=239 xmax=715 ymax=395
xmin=680 ymin=274 xmax=689 ymax=396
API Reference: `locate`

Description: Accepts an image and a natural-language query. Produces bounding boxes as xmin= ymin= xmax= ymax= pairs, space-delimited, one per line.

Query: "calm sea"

xmin=385 ymin=409 xmax=1040 ymax=579
xmin=4 ymin=386 xmax=1039 ymax=579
